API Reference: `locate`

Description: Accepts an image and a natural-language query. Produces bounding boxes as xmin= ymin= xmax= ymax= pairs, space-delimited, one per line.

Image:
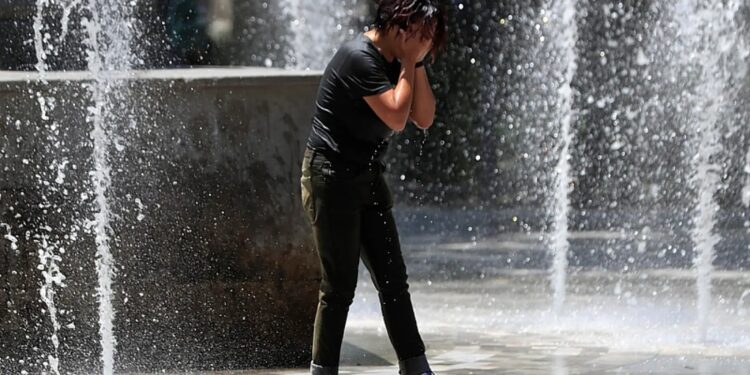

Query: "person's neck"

xmin=364 ymin=28 xmax=399 ymax=62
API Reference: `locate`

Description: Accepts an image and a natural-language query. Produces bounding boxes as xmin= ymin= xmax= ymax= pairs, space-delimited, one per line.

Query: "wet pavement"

xmin=121 ymin=216 xmax=750 ymax=375
xmin=127 ymin=269 xmax=750 ymax=374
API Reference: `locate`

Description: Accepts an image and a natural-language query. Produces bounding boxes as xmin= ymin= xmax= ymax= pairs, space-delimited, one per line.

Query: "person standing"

xmin=300 ymin=1 xmax=447 ymax=374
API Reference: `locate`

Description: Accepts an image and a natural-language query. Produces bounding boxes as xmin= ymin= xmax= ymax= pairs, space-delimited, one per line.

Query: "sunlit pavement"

xmin=194 ymin=329 xmax=750 ymax=375
xmin=128 ymin=269 xmax=750 ymax=374
xmin=338 ymin=270 xmax=750 ymax=375
xmin=124 ymin=218 xmax=750 ymax=375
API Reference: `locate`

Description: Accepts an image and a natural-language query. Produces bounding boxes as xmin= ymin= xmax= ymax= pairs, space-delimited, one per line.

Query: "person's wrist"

xmin=402 ymin=57 xmax=418 ymax=67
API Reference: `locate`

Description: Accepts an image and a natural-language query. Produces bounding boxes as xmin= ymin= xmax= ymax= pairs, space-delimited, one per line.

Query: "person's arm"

xmin=409 ymin=65 xmax=436 ymax=129
xmin=363 ymin=60 xmax=417 ymax=132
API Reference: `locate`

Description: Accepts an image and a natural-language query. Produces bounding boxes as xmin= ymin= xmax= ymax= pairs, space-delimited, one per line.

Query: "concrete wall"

xmin=0 ymin=68 xmax=321 ymax=373
xmin=0 ymin=2 xmax=35 ymax=69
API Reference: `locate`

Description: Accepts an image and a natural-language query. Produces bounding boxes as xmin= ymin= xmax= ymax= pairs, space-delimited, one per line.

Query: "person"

xmin=300 ymin=1 xmax=447 ymax=374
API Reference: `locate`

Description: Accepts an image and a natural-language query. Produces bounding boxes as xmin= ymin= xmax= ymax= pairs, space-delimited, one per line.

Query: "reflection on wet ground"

xmin=129 ymin=270 xmax=750 ymax=374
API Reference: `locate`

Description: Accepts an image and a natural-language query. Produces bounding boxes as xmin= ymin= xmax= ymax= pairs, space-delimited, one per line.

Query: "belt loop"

xmin=306 ymin=147 xmax=323 ymax=167
xmin=305 ymin=147 xmax=316 ymax=161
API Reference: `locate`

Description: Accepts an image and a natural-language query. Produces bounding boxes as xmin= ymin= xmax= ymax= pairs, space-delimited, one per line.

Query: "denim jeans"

xmin=301 ymin=147 xmax=430 ymax=375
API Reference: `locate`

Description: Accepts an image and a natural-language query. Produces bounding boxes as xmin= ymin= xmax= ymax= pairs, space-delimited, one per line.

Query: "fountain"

xmin=374 ymin=0 xmax=749 ymax=356
xmin=2 ymin=0 xmax=750 ymax=373
xmin=666 ymin=0 xmax=748 ymax=340
xmin=29 ymin=0 xmax=136 ymax=373
xmin=545 ymin=0 xmax=579 ymax=315
xmin=81 ymin=1 xmax=137 ymax=372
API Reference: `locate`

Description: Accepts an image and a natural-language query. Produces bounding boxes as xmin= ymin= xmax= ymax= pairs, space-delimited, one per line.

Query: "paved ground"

xmin=191 ymin=330 xmax=750 ymax=375
xmin=123 ymin=213 xmax=750 ymax=375
xmin=128 ymin=269 xmax=750 ymax=374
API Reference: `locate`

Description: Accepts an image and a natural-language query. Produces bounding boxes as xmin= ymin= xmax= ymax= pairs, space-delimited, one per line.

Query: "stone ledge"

xmin=0 ymin=67 xmax=323 ymax=88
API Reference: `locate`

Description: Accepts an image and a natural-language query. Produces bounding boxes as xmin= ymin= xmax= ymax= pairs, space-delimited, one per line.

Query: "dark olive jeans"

xmin=301 ymin=148 xmax=429 ymax=375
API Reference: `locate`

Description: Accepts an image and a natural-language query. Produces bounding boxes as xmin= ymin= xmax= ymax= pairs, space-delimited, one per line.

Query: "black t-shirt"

xmin=306 ymin=34 xmax=402 ymax=168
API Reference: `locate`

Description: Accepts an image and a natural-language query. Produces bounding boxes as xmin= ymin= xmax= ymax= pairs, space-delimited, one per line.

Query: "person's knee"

xmin=319 ymin=286 xmax=356 ymax=307
xmin=377 ymin=280 xmax=410 ymax=302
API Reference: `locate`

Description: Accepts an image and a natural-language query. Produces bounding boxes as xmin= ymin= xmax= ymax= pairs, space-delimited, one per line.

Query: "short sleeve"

xmin=339 ymin=49 xmax=393 ymax=98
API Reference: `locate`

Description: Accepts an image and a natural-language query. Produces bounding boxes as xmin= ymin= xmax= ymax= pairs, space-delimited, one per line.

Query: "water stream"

xmin=669 ymin=0 xmax=748 ymax=341
xmin=33 ymin=1 xmax=66 ymax=373
xmin=80 ymin=0 xmax=136 ymax=371
xmin=743 ymin=147 xmax=750 ymax=208
xmin=547 ymin=0 xmax=579 ymax=315
xmin=32 ymin=0 xmax=138 ymax=372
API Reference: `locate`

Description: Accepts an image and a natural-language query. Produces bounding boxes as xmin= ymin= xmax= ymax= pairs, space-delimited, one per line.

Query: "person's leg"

xmin=302 ymin=155 xmax=362 ymax=374
xmin=360 ymin=175 xmax=431 ymax=375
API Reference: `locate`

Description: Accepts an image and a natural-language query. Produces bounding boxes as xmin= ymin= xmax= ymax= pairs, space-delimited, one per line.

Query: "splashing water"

xmin=81 ymin=0 xmax=137 ymax=373
xmin=282 ymin=0 xmax=361 ymax=69
xmin=60 ymin=0 xmax=83 ymax=42
xmin=552 ymin=355 xmax=569 ymax=375
xmin=418 ymin=129 xmax=428 ymax=159
xmin=1 ymin=223 xmax=19 ymax=252
xmin=33 ymin=1 xmax=68 ymax=373
xmin=33 ymin=0 xmax=50 ymax=82
xmin=669 ymin=0 xmax=748 ymax=341
xmin=415 ymin=129 xmax=429 ymax=205
xmin=692 ymin=145 xmax=720 ymax=343
xmin=743 ymin=147 xmax=750 ymax=208
xmin=38 ymin=234 xmax=66 ymax=375
xmin=547 ymin=0 xmax=579 ymax=315
xmin=739 ymin=289 xmax=750 ymax=316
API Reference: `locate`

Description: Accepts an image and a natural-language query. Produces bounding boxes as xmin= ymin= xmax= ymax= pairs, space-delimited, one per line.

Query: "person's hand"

xmin=415 ymin=38 xmax=433 ymax=63
xmin=397 ymin=28 xmax=433 ymax=64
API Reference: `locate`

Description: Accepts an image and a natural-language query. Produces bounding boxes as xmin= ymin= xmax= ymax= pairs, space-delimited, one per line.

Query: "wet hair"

xmin=373 ymin=0 xmax=448 ymax=56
